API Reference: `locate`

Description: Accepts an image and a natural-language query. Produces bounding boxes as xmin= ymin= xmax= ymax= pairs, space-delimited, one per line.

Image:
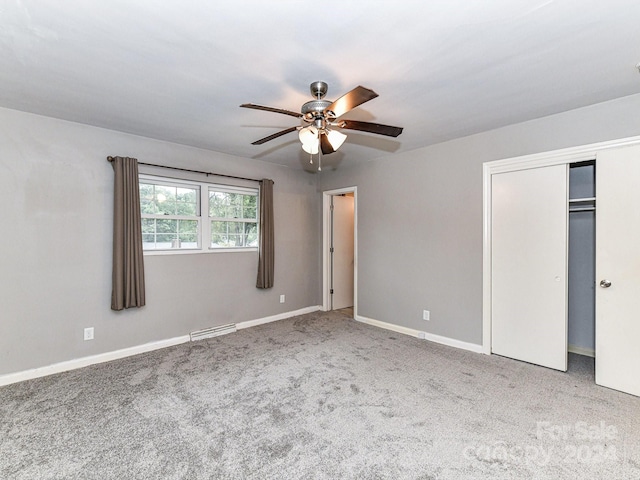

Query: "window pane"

xmin=211 ymin=220 xmax=227 ymax=235
xmin=178 ymin=233 xmax=198 ymax=249
xmin=226 ymin=221 xmax=243 ymax=247
xmin=155 ymin=234 xmax=175 ymax=249
xmin=178 ymin=219 xmax=198 ymax=234
xmin=210 ymin=234 xmax=224 ymax=247
xmin=227 ymin=221 xmax=243 ymax=234
xmin=156 ymin=186 xmax=177 ymax=215
xmin=140 ymin=199 xmax=157 ymax=215
xmin=243 ymin=195 xmax=257 ymax=218
xmin=211 ymin=220 xmax=231 ymax=247
xmin=176 ymin=187 xmax=198 ymax=216
xmin=176 ymin=187 xmax=197 ymax=204
xmin=141 ymin=218 xmax=156 ymax=234
xmin=243 ymin=206 xmax=257 ymax=220
xmin=156 ymin=219 xmax=177 ymax=234
xmin=209 ymin=191 xmax=229 ymax=217
xmin=178 ymin=233 xmax=197 ymax=243
xmin=246 ymin=222 xmax=258 ymax=246
xmin=176 ymin=201 xmax=197 ymax=216
xmin=244 ymin=194 xmax=257 ymax=207
xmin=227 ymin=234 xmax=243 ymax=247
xmin=142 ymin=234 xmax=156 ymax=250
xmin=139 ymin=184 xmax=154 ymax=201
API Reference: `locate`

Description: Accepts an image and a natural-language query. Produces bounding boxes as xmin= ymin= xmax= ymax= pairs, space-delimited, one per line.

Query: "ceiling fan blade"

xmin=320 ymin=134 xmax=335 ymax=155
xmin=240 ymin=103 xmax=302 ymax=119
xmin=324 ymin=86 xmax=379 ymax=118
xmin=251 ymin=126 xmax=298 ymax=145
xmin=338 ymin=119 xmax=403 ymax=137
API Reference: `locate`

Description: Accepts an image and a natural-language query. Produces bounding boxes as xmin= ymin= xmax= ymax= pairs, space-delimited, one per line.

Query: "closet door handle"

xmin=600 ymin=279 xmax=612 ymax=288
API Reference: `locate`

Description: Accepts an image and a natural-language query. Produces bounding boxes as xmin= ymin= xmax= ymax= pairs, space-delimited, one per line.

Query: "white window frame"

xmin=207 ymin=184 xmax=259 ymax=251
xmin=140 ymin=174 xmax=259 ymax=255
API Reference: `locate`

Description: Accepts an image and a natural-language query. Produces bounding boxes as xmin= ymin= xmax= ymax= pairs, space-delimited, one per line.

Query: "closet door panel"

xmin=492 ymin=165 xmax=568 ymax=371
xmin=596 ymin=145 xmax=640 ymax=396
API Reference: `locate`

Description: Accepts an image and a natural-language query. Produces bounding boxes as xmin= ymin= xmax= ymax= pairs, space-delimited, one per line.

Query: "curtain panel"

xmin=256 ymin=179 xmax=274 ymax=289
xmin=108 ymin=156 xmax=146 ymax=310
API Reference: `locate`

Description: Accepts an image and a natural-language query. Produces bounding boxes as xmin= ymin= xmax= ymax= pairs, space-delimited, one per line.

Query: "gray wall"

xmin=319 ymin=93 xmax=640 ymax=345
xmin=0 ymin=107 xmax=320 ymax=376
xmin=3 ymin=92 xmax=640 ymax=375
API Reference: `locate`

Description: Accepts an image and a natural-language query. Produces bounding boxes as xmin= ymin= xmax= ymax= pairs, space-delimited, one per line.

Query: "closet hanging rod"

xmin=568 ymin=197 xmax=596 ymax=203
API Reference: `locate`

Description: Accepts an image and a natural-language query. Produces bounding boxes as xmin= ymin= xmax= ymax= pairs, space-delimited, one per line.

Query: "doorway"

xmin=323 ymin=187 xmax=357 ymax=315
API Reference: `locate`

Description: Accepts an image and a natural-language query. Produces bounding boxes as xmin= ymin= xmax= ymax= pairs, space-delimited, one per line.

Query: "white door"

xmin=596 ymin=145 xmax=640 ymax=396
xmin=492 ymin=164 xmax=568 ymax=371
xmin=331 ymin=195 xmax=354 ymax=310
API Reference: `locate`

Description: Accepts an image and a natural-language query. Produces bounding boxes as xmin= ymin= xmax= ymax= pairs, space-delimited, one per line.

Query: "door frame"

xmin=322 ymin=186 xmax=357 ymax=314
xmin=482 ymin=135 xmax=640 ymax=355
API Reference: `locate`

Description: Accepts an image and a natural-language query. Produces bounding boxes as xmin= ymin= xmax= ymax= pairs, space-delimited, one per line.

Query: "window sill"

xmin=143 ymin=247 xmax=258 ymax=256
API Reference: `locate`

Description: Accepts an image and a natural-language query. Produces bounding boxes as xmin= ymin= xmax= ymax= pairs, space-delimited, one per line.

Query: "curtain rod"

xmin=107 ymin=157 xmax=267 ymax=184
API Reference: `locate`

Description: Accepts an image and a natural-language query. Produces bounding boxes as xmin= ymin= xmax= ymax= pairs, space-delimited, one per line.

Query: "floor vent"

xmin=190 ymin=324 xmax=237 ymax=341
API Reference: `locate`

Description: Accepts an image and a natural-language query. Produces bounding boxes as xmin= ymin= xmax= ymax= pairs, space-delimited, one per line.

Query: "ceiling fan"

xmin=240 ymin=81 xmax=403 ymax=157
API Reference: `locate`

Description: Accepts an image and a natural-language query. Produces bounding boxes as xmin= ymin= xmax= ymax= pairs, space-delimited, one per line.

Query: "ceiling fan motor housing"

xmin=309 ymin=81 xmax=328 ymax=99
xmin=302 ymin=81 xmax=335 ymax=125
xmin=301 ymin=99 xmax=332 ymax=116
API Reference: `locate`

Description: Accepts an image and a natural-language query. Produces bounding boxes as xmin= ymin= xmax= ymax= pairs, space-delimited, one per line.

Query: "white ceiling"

xmin=2 ymin=0 xmax=640 ymax=171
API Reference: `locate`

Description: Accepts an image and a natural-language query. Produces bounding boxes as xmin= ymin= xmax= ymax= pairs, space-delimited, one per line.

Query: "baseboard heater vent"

xmin=190 ymin=324 xmax=237 ymax=341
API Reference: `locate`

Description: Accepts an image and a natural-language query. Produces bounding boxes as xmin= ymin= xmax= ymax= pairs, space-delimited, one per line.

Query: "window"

xmin=209 ymin=187 xmax=258 ymax=248
xmin=140 ymin=180 xmax=200 ymax=250
xmin=139 ymin=175 xmax=258 ymax=253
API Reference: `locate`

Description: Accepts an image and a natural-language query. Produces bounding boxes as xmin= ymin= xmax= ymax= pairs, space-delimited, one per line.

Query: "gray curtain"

xmin=256 ymin=179 xmax=274 ymax=289
xmin=109 ymin=156 xmax=146 ymax=310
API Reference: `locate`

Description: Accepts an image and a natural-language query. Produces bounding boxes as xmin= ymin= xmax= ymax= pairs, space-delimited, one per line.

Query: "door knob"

xmin=600 ymin=279 xmax=612 ymax=288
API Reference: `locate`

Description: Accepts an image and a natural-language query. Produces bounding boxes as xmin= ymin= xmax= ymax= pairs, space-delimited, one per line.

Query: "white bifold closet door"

xmin=595 ymin=145 xmax=640 ymax=396
xmin=491 ymin=164 xmax=568 ymax=371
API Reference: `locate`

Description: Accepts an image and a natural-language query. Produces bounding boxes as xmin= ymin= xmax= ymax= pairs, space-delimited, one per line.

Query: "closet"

xmin=486 ymin=142 xmax=640 ymax=397
xmin=568 ymin=161 xmax=595 ymax=358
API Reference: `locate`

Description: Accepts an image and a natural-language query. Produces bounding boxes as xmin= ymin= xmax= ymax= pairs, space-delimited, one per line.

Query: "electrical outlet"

xmin=422 ymin=310 xmax=430 ymax=321
xmin=84 ymin=327 xmax=94 ymax=341
xmin=280 ymin=294 xmax=285 ymax=304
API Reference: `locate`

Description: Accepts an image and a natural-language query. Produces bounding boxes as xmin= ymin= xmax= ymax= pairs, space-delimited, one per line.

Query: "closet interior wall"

xmin=568 ymin=161 xmax=596 ymax=356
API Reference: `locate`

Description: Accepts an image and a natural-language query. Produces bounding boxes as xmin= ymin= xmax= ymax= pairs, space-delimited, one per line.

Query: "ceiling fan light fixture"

xmin=299 ymin=125 xmax=317 ymax=143
xmin=302 ymin=140 xmax=319 ymax=154
xmin=299 ymin=126 xmax=319 ymax=154
xmin=326 ymin=129 xmax=347 ymax=150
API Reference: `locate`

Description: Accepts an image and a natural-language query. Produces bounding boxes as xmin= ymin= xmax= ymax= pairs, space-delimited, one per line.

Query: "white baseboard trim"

xmin=569 ymin=344 xmax=595 ymax=358
xmin=0 ymin=305 xmax=322 ymax=387
xmin=355 ymin=315 xmax=484 ymax=354
xmin=236 ymin=305 xmax=321 ymax=330
xmin=355 ymin=314 xmax=423 ymax=338
xmin=422 ymin=331 xmax=485 ymax=355
xmin=0 ymin=335 xmax=191 ymax=387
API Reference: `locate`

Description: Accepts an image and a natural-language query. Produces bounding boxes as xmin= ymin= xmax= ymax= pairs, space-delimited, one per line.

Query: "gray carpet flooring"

xmin=1 ymin=310 xmax=639 ymax=479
